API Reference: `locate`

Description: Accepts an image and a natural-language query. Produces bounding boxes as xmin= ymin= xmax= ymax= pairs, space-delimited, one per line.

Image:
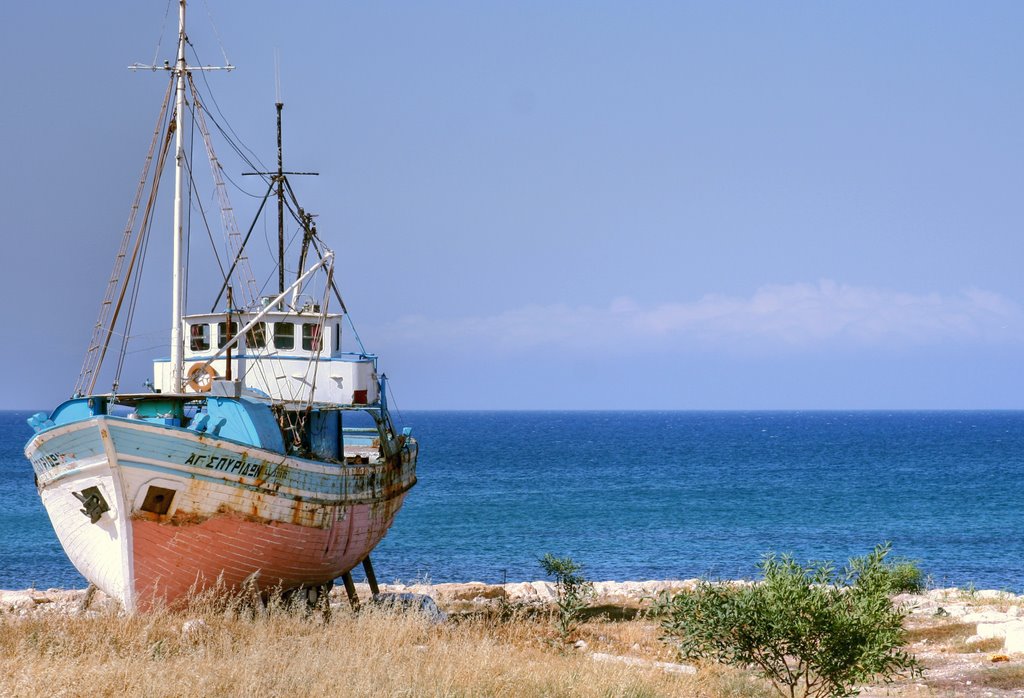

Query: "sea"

xmin=3 ymin=410 xmax=1023 ymax=592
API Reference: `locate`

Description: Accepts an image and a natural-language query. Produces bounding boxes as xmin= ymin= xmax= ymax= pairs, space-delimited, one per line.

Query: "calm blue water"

xmin=4 ymin=411 xmax=1023 ymax=591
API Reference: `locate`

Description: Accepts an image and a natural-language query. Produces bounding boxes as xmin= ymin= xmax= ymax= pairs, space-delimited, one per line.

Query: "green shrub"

xmin=539 ymin=554 xmax=594 ymax=639
xmin=881 ymin=556 xmax=925 ymax=594
xmin=653 ymin=543 xmax=922 ymax=698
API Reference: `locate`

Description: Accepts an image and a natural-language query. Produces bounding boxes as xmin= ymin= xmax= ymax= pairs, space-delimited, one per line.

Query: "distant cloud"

xmin=381 ymin=281 xmax=1024 ymax=354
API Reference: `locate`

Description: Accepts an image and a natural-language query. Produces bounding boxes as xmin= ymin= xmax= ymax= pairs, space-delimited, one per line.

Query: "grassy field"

xmin=0 ymin=594 xmax=767 ymax=698
xmin=4 ymin=586 xmax=1024 ymax=697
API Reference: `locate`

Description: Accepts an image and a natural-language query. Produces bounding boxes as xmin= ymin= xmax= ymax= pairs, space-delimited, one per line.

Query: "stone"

xmin=370 ymin=593 xmax=448 ymax=623
xmin=181 ymin=618 xmax=211 ymax=641
xmin=976 ymin=590 xmax=1009 ymax=600
xmin=590 ymin=652 xmax=697 ymax=675
xmin=977 ymin=620 xmax=1024 ymax=642
xmin=1005 ymin=624 xmax=1024 ymax=654
xmin=1 ymin=592 xmax=39 ymax=611
xmin=963 ymin=611 xmax=1013 ymax=624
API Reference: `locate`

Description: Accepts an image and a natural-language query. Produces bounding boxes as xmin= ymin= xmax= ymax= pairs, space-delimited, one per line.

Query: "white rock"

xmin=892 ymin=593 xmax=925 ymax=607
xmin=574 ymin=639 xmax=588 ymax=650
xmin=977 ymin=620 xmax=1024 ymax=641
xmin=1 ymin=592 xmax=38 ymax=611
xmin=963 ymin=611 xmax=1013 ymax=624
xmin=977 ymin=623 xmax=1009 ymax=640
xmin=527 ymin=582 xmax=557 ymax=602
xmin=1006 ymin=624 xmax=1024 ymax=654
xmin=927 ymin=588 xmax=959 ymax=600
xmin=942 ymin=604 xmax=970 ymax=618
xmin=976 ymin=590 xmax=1008 ymax=600
xmin=590 ymin=652 xmax=696 ymax=675
xmin=181 ymin=618 xmax=211 ymax=640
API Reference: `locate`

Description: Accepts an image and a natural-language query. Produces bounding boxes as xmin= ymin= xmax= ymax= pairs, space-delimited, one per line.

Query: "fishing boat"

xmin=23 ymin=1 xmax=417 ymax=611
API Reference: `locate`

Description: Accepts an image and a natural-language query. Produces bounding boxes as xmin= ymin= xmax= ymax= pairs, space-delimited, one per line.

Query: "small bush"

xmin=881 ymin=556 xmax=925 ymax=594
xmin=653 ymin=543 xmax=922 ymax=698
xmin=539 ymin=553 xmax=594 ymax=639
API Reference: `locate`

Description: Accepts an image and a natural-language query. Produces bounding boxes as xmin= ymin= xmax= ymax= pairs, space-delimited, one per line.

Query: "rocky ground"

xmin=3 ymin=581 xmax=1024 ymax=696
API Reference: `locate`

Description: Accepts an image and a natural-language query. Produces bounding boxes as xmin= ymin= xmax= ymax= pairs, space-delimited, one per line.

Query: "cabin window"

xmin=334 ymin=323 xmax=340 ymax=352
xmin=246 ymin=322 xmax=267 ymax=350
xmin=302 ymin=323 xmax=322 ymax=351
xmin=217 ymin=321 xmax=238 ymax=349
xmin=189 ymin=324 xmax=210 ymax=351
xmin=274 ymin=322 xmax=294 ymax=350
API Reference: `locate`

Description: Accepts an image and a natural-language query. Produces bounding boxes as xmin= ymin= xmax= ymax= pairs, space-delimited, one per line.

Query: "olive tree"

xmin=653 ymin=544 xmax=922 ymax=698
xmin=540 ymin=553 xmax=594 ymax=638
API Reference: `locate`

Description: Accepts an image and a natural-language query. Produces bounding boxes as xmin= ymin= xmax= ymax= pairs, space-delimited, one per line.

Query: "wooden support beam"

xmin=362 ymin=556 xmax=380 ymax=597
xmin=341 ymin=571 xmax=359 ymax=610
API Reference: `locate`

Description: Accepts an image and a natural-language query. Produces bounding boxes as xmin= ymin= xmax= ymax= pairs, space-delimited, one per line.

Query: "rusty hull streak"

xmin=147 ymin=437 xmax=417 ymax=531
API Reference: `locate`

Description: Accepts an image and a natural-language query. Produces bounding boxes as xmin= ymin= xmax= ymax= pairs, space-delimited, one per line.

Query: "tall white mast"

xmin=170 ymin=0 xmax=187 ymax=392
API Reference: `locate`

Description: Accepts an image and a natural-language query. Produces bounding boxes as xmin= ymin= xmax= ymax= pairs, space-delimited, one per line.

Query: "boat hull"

xmin=26 ymin=415 xmax=416 ymax=610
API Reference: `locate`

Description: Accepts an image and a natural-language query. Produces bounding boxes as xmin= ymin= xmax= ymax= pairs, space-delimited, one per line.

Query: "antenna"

xmin=274 ymin=49 xmax=282 ymax=104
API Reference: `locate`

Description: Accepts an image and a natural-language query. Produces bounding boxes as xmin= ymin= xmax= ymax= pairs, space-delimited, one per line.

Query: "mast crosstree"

xmin=242 ymin=101 xmax=319 ymax=306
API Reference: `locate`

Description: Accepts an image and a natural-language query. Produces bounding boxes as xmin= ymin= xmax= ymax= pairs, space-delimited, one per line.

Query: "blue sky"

xmin=2 ymin=1 xmax=1023 ymax=410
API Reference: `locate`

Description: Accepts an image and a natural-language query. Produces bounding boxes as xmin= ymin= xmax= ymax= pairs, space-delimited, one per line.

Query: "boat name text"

xmin=30 ymin=451 xmax=75 ymax=474
xmin=185 ymin=452 xmax=263 ymax=478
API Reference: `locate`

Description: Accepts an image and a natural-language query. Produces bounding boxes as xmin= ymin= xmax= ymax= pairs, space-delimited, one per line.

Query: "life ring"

xmin=186 ymin=363 xmax=217 ymax=393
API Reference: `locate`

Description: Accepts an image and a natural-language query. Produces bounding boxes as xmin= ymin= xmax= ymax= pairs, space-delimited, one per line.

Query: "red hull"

xmin=131 ymin=497 xmax=404 ymax=609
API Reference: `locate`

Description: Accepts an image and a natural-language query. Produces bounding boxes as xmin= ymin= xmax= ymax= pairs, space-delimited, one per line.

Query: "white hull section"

xmin=40 ymin=466 xmax=134 ymax=607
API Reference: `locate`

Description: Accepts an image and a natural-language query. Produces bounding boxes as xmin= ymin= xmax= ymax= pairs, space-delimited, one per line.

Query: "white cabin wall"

xmin=153 ymin=357 xmax=378 ymax=404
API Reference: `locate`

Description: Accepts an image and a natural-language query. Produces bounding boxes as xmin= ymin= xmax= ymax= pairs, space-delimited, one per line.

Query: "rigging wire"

xmin=76 ymin=76 xmax=176 ymax=396
xmin=151 ymin=0 xmax=173 ymax=67
xmin=99 ymin=101 xmax=177 ymax=394
xmin=113 ymin=171 xmax=159 ymax=389
xmin=208 ymin=177 xmax=275 ymax=312
xmin=185 ymin=47 xmax=267 ymax=198
xmin=111 ymin=149 xmax=167 ymax=387
xmin=187 ymin=74 xmax=262 ymax=309
xmin=308 ymin=235 xmax=367 ymax=354
xmin=387 ymin=380 xmax=405 ymax=431
xmin=180 ymin=95 xmax=231 ymax=289
xmin=259 ymin=220 xmax=303 ymax=291
xmin=84 ymin=49 xmax=350 ymax=405
xmin=182 ymin=144 xmax=231 ymax=291
xmin=127 ymin=342 xmax=173 ymax=355
xmin=190 ymin=44 xmax=269 ymax=176
xmin=200 ymin=0 xmax=232 ymax=68
xmin=306 ymin=266 xmax=335 ymax=406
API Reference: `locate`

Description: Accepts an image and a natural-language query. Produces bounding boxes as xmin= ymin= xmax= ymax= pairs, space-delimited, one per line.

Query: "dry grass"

xmin=0 ymin=596 xmax=770 ymax=698
xmin=905 ymin=621 xmax=976 ymax=645
xmin=12 ymin=589 xmax=1019 ymax=698
xmin=905 ymin=620 xmax=1005 ymax=655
